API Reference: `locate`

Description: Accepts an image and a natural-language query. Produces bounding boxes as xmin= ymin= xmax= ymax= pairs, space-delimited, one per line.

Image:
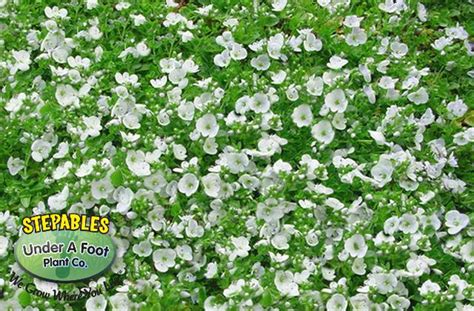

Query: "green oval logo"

xmin=14 ymin=230 xmax=116 ymax=282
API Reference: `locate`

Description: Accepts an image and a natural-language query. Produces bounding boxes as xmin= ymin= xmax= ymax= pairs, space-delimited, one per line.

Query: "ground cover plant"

xmin=0 ymin=0 xmax=473 ymax=310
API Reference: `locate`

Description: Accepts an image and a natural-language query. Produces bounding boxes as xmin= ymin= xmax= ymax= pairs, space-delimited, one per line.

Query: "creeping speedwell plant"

xmin=0 ymin=0 xmax=473 ymax=310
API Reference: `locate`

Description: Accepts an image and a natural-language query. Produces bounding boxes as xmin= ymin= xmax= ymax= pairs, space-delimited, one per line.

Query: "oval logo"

xmin=14 ymin=230 xmax=116 ymax=282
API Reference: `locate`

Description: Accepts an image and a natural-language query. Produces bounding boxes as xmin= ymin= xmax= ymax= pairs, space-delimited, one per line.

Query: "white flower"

xmin=177 ymin=103 xmax=195 ymax=122
xmin=31 ymin=139 xmax=52 ymax=162
xmin=445 ymin=210 xmax=469 ymax=235
xmin=150 ymin=76 xmax=167 ymax=88
xmin=387 ymin=295 xmax=410 ymax=310
xmin=126 ymin=150 xmax=151 ymax=176
xmin=311 ymin=120 xmax=335 ymax=144
xmin=407 ymin=87 xmax=429 ymax=105
xmin=391 ymin=41 xmax=408 ymax=58
xmin=88 ymin=26 xmax=103 ymax=40
xmin=274 ymin=271 xmax=299 ymax=297
xmin=5 ymin=93 xmax=26 ymax=113
xmin=86 ymin=0 xmax=98 ymax=10
xmin=419 ymin=280 xmax=441 ymax=295
xmin=447 ymin=98 xmax=468 ymax=118
xmin=178 ymin=173 xmax=199 ymax=197
xmin=384 ymin=216 xmax=399 ymax=235
xmin=176 ymin=244 xmax=193 ymax=261
xmin=229 ymin=43 xmax=247 ymax=60
xmin=250 ymin=54 xmax=271 ymax=71
xmin=286 ymin=85 xmax=299 ymax=101
xmin=91 ymin=178 xmax=114 ymax=200
xmin=306 ymin=75 xmax=324 ymax=96
xmin=44 ymin=6 xmax=68 ymax=18
xmin=169 ymin=68 xmax=187 ymax=85
xmin=325 ymin=89 xmax=348 ymax=113
xmin=113 ymin=187 xmax=134 ymax=214
xmin=229 ymin=236 xmax=250 ymax=260
xmin=144 ymin=172 xmax=167 ymax=192
xmin=250 ymin=93 xmax=271 ymax=113
xmin=352 ymin=258 xmax=366 ymax=275
xmin=343 ymin=15 xmax=363 ymax=28
xmin=205 ymin=262 xmax=218 ymax=279
xmin=268 ymin=33 xmax=284 ymax=59
xmin=52 ymin=161 xmax=72 ymax=180
xmin=223 ymin=279 xmax=245 ymax=297
xmin=368 ymin=273 xmax=397 ymax=294
xmin=132 ymin=240 xmax=152 ymax=257
xmin=363 ymin=85 xmax=376 ymax=103
xmin=304 ymin=229 xmax=319 ymax=247
xmin=204 ymin=137 xmax=218 ymax=155
xmin=153 ymin=248 xmax=176 ymax=272
xmin=76 ymin=159 xmax=96 ymax=177
xmin=369 ymin=130 xmax=386 ymax=145
xmin=371 ymin=158 xmax=394 ymax=187
xmin=446 ymin=25 xmax=468 ymax=40
xmin=55 ymin=84 xmax=79 ymax=107
xmin=291 ymin=104 xmax=313 ymax=127
xmin=33 ymin=278 xmax=58 ymax=295
xmin=0 ymin=236 xmax=9 ymax=257
xmin=332 ymin=113 xmax=347 ymax=130
xmin=7 ymin=157 xmax=24 ymax=176
xmin=115 ymin=72 xmax=139 ymax=85
xmin=344 ymin=234 xmax=368 ymax=258
xmin=214 ymin=50 xmax=231 ymax=67
xmin=81 ymin=116 xmax=102 ymax=140
xmin=202 ymin=173 xmax=221 ymax=198
xmin=432 ymin=36 xmax=452 ymax=52
xmin=53 ymin=142 xmax=69 ymax=159
xmin=327 ymin=56 xmax=348 ymax=70
xmin=379 ymin=76 xmax=398 ymax=89
xmin=109 ymin=293 xmax=130 ymax=310
xmin=272 ymin=0 xmax=287 ymax=11
xmin=12 ymin=50 xmax=31 ymax=72
xmin=346 ymin=27 xmax=367 ymax=46
xmin=196 ymin=114 xmax=219 ymax=138
xmin=204 ymin=296 xmax=227 ymax=311
xmin=186 ymin=219 xmax=204 ymax=238
xmin=225 ymin=152 xmax=249 ymax=173
xmin=271 ymin=70 xmax=287 ymax=84
xmin=399 ymin=213 xmax=419 ymax=234
xmin=223 ymin=18 xmax=239 ymax=29
xmin=136 ymin=41 xmax=150 ymax=57
xmin=460 ymin=241 xmax=474 ymax=263
xmin=271 ymin=232 xmax=289 ymax=250
xmin=417 ymin=3 xmax=427 ymax=22
xmin=256 ymin=201 xmax=284 ymax=223
xmin=173 ymin=143 xmax=187 ymax=160
xmin=327 ymin=294 xmax=348 ymax=311
xmin=48 ymin=185 xmax=69 ymax=211
xmin=179 ymin=30 xmax=194 ymax=43
xmin=303 ymin=32 xmax=322 ymax=52
xmin=86 ymin=294 xmax=107 ymax=311
xmin=349 ymin=294 xmax=370 ymax=310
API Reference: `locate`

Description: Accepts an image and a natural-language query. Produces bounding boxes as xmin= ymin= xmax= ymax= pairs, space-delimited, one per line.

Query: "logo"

xmin=14 ymin=214 xmax=116 ymax=283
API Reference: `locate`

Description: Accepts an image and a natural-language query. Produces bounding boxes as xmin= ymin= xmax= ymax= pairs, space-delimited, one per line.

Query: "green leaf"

xmin=170 ymin=203 xmax=181 ymax=218
xmin=260 ymin=290 xmax=273 ymax=307
xmin=39 ymin=103 xmax=57 ymax=116
xmin=18 ymin=291 xmax=32 ymax=307
xmin=463 ymin=110 xmax=474 ymax=126
xmin=20 ymin=196 xmax=30 ymax=208
xmin=110 ymin=169 xmax=123 ymax=187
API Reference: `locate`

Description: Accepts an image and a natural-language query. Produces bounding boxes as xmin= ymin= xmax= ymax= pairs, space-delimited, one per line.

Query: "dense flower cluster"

xmin=0 ymin=0 xmax=473 ymax=310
